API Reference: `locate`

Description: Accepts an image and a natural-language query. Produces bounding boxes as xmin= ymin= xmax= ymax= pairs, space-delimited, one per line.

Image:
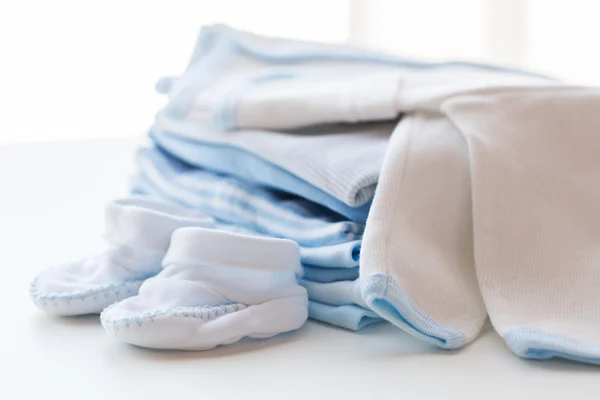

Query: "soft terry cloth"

xmin=102 ymin=227 xmax=308 ymax=350
xmin=30 ymin=196 xmax=214 ymax=316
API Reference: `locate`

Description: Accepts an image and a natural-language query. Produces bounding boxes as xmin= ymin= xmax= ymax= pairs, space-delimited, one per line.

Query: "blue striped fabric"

xmin=134 ymin=146 xmax=364 ymax=248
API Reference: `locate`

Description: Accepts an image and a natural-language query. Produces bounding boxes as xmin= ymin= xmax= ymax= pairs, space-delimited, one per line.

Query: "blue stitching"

xmin=100 ymin=302 xmax=247 ymax=328
xmin=29 ymin=275 xmax=153 ymax=303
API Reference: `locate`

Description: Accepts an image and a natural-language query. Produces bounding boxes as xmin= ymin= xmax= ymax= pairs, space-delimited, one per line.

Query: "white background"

xmin=1 ymin=0 xmax=598 ymax=144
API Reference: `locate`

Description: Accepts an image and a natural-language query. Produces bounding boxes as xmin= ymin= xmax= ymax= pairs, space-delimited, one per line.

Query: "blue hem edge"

xmin=504 ymin=327 xmax=600 ymax=366
xmin=361 ymin=273 xmax=466 ymax=350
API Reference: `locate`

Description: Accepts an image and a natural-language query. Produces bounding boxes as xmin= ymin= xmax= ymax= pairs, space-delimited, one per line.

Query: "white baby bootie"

xmin=101 ymin=227 xmax=308 ymax=350
xmin=30 ymin=196 xmax=214 ymax=316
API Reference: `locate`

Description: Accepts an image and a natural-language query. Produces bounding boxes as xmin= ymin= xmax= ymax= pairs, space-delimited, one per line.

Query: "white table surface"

xmin=1 ymin=138 xmax=599 ymax=400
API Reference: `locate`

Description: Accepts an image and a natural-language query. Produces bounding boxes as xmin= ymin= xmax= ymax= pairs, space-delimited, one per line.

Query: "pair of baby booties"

xmin=30 ymin=196 xmax=308 ymax=350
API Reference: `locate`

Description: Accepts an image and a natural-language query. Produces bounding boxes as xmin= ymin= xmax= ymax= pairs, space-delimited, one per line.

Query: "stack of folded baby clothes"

xmin=32 ymin=24 xmax=600 ymax=365
xmin=131 ymin=24 xmax=547 ymax=332
xmin=129 ymin=24 xmax=413 ymax=332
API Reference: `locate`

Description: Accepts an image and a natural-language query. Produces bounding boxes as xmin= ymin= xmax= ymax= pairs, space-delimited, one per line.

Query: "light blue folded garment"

xmin=308 ymin=301 xmax=383 ymax=331
xmin=149 ymin=129 xmax=372 ymax=221
xmin=300 ymin=240 xmax=360 ymax=268
xmin=300 ymin=279 xmax=367 ymax=308
xmin=302 ymin=266 xmax=358 ymax=283
xmin=131 ymin=174 xmax=362 ymax=271
xmin=213 ymin=221 xmax=361 ymax=270
xmin=300 ymin=240 xmax=362 ymax=269
xmin=134 ymin=146 xmax=363 ymax=247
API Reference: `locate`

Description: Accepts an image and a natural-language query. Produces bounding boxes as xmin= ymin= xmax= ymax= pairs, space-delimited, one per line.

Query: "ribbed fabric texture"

xmin=135 ymin=26 xmax=600 ymax=361
xmin=360 ymin=114 xmax=487 ymax=349
xmin=155 ymin=113 xmax=391 ymax=208
xmin=156 ymin=24 xmax=549 ymax=208
xmin=444 ymin=87 xmax=600 ymax=364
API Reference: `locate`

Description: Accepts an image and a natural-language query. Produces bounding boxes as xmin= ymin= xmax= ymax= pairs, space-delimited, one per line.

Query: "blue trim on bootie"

xmin=100 ymin=302 xmax=246 ymax=328
xmin=29 ymin=275 xmax=151 ymax=305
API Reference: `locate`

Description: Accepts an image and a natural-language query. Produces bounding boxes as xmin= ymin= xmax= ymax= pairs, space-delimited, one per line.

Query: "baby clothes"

xmin=151 ymin=116 xmax=391 ymax=218
xmin=358 ymin=77 xmax=600 ymax=364
xmin=144 ymin=27 xmax=598 ymax=365
xmin=302 ymin=266 xmax=358 ymax=283
xmin=32 ymin=25 xmax=600 ymax=364
xmin=444 ymin=87 xmax=600 ymax=364
xmin=299 ymin=278 xmax=382 ymax=331
xmin=131 ymin=148 xmax=377 ymax=331
xmin=159 ymin=24 xmax=547 ymax=131
xmin=300 ymin=279 xmax=366 ymax=308
xmin=308 ymin=302 xmax=382 ymax=332
xmin=299 ymin=240 xmax=361 ymax=269
xmin=133 ymin=147 xmax=364 ymax=250
xmin=150 ymin=25 xmax=551 ymax=216
xmin=101 ymin=227 xmax=308 ymax=350
xmin=220 ymin=67 xmax=554 ymax=132
xmin=360 ymin=114 xmax=486 ymax=350
xmin=30 ymin=196 xmax=214 ymax=316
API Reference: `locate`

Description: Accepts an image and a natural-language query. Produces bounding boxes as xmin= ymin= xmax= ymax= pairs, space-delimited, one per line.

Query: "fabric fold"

xmin=134 ymin=146 xmax=364 ymax=247
xmin=444 ymin=87 xmax=600 ymax=364
xmin=150 ymin=123 xmax=385 ymax=218
xmin=360 ymin=114 xmax=487 ymax=350
xmin=162 ymin=24 xmax=550 ymax=130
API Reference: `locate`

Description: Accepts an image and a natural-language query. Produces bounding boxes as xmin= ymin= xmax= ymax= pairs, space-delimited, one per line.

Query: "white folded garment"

xmin=160 ymin=25 xmax=553 ymax=133
xmin=227 ymin=68 xmax=554 ymax=131
xmin=444 ymin=87 xmax=600 ymax=365
xmin=360 ymin=114 xmax=486 ymax=350
xmin=360 ymin=83 xmax=600 ymax=365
